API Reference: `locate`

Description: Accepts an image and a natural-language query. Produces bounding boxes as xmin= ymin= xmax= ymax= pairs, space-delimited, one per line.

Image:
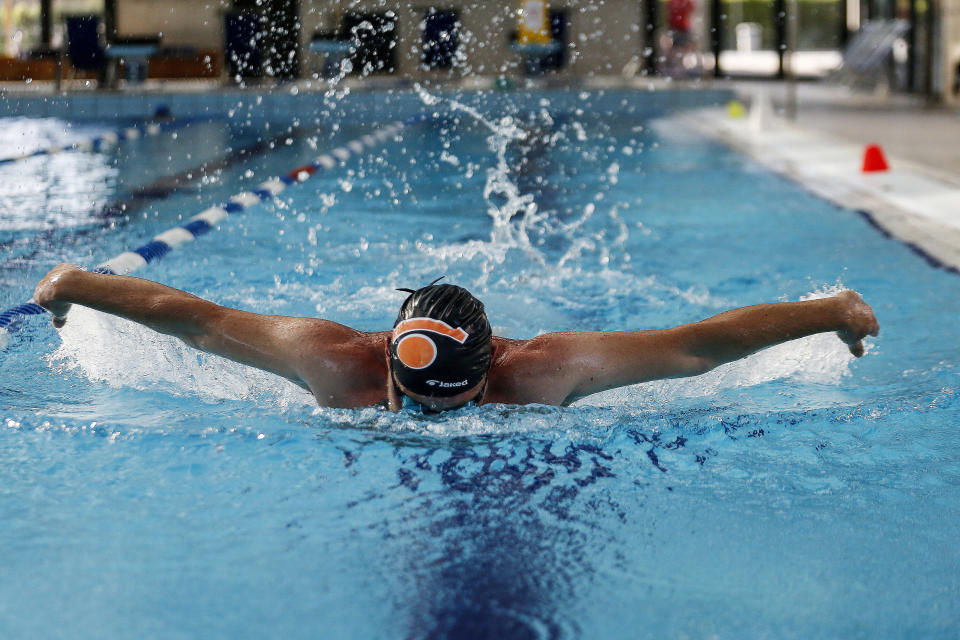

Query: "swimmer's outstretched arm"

xmin=33 ymin=264 xmax=377 ymax=401
xmin=539 ymin=291 xmax=879 ymax=404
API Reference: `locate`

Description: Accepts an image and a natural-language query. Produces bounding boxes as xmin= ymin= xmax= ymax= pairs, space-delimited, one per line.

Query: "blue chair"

xmin=224 ymin=12 xmax=262 ymax=80
xmin=67 ymin=15 xmax=107 ymax=77
xmin=65 ymin=15 xmax=106 ymax=82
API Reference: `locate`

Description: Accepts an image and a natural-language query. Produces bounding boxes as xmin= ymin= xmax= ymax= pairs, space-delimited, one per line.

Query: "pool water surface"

xmin=1 ymin=89 xmax=958 ymax=639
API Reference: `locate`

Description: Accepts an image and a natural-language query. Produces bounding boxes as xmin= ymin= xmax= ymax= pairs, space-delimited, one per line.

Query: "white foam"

xmin=577 ymin=331 xmax=859 ymax=411
xmin=577 ymin=285 xmax=864 ymax=407
xmin=43 ymin=283 xmax=863 ymax=415
xmin=49 ymin=306 xmax=314 ymax=408
xmin=316 ymin=403 xmax=576 ymax=438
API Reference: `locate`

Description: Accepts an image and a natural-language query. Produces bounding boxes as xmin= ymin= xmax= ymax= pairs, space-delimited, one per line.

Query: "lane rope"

xmin=0 ymin=116 xmax=211 ymax=166
xmin=0 ymin=114 xmax=427 ymax=344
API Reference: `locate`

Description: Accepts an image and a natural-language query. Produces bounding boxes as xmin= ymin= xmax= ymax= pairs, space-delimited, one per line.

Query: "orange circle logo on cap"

xmin=395 ymin=334 xmax=437 ymax=369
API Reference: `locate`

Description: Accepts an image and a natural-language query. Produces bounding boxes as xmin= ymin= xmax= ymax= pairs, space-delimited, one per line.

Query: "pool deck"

xmin=679 ymin=81 xmax=960 ymax=272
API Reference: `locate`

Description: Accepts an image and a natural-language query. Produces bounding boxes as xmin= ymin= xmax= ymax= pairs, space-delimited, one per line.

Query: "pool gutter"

xmin=674 ymin=101 xmax=960 ymax=274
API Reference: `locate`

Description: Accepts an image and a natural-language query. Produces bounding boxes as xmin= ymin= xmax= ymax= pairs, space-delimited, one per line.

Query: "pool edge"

xmin=673 ymin=105 xmax=960 ymax=275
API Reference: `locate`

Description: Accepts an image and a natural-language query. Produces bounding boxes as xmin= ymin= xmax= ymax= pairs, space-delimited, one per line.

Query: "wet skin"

xmin=34 ymin=264 xmax=881 ymax=411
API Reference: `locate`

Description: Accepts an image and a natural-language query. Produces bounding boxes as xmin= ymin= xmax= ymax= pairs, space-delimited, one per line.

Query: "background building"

xmin=1 ymin=0 xmax=958 ymax=102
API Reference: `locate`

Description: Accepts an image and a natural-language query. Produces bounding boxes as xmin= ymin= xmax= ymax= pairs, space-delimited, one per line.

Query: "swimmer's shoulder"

xmin=491 ymin=332 xmax=579 ymax=359
xmin=298 ymin=326 xmax=390 ymax=407
xmin=486 ymin=334 xmax=577 ymax=406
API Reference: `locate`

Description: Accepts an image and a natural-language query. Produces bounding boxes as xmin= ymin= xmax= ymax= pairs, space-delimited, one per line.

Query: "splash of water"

xmin=410 ymin=86 xmax=640 ymax=302
xmin=40 ymin=91 xmax=864 ymax=422
xmin=581 ymin=283 xmax=865 ymax=408
xmin=415 ymin=84 xmax=548 ymax=275
xmin=46 ymin=284 xmax=864 ymax=426
xmin=49 ymin=306 xmax=314 ymax=408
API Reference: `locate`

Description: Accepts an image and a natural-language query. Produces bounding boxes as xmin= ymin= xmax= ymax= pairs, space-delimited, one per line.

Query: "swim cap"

xmin=390 ymin=283 xmax=492 ymax=398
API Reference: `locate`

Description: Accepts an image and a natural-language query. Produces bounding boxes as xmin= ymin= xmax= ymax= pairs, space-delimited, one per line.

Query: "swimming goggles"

xmin=400 ymin=392 xmax=476 ymax=414
xmin=398 ymin=378 xmax=486 ymax=414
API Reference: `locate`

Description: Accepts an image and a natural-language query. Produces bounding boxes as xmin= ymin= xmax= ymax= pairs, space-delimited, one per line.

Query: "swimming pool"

xmin=1 ymin=88 xmax=958 ymax=638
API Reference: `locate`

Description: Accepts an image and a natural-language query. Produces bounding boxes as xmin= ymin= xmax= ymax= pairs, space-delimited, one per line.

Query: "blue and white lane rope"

xmin=0 ymin=115 xmax=425 ymax=342
xmin=0 ymin=117 xmax=208 ymax=166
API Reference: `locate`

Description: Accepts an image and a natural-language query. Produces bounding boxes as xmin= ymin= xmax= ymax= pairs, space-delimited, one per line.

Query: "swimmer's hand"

xmin=835 ymin=290 xmax=879 ymax=357
xmin=34 ymin=262 xmax=79 ymax=328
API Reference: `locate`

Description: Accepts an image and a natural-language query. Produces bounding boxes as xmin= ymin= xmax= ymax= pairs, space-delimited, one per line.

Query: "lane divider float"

xmin=0 ymin=115 xmax=426 ymax=346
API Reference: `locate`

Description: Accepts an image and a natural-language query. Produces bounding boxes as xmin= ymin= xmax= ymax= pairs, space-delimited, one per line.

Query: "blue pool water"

xmin=1 ymin=89 xmax=958 ymax=638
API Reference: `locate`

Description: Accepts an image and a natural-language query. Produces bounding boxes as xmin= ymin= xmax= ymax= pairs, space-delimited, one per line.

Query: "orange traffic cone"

xmin=862 ymin=144 xmax=889 ymax=173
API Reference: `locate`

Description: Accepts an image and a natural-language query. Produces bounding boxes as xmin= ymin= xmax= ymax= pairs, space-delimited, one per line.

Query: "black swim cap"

xmin=390 ymin=283 xmax=492 ymax=398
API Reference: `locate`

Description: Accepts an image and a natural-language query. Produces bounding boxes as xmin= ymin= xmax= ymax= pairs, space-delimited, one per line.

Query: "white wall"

xmin=116 ymin=0 xmax=230 ymax=47
xmin=941 ymin=0 xmax=960 ymax=103
xmin=115 ymin=0 xmax=647 ymax=77
xmin=299 ymin=0 xmax=645 ymax=80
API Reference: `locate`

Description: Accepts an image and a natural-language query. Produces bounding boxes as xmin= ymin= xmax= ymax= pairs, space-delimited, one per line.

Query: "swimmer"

xmin=33 ymin=264 xmax=879 ymax=412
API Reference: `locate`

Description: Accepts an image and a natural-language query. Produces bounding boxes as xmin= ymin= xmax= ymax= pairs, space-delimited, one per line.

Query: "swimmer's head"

xmin=390 ymin=281 xmax=492 ymax=401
